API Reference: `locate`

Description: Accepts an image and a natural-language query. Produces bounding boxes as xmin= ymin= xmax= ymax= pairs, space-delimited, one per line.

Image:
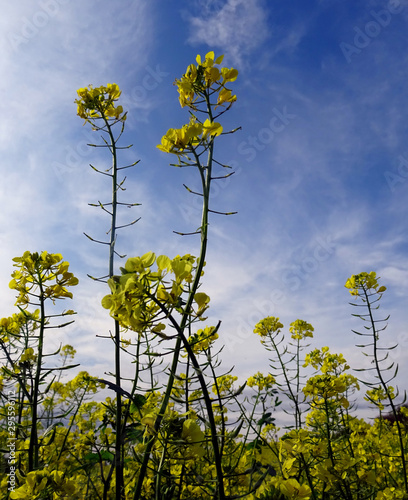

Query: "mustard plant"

xmin=8 ymin=252 xmax=78 ymax=472
xmin=75 ymin=83 xmax=141 ymax=500
xmin=254 ymin=317 xmax=314 ymax=430
xmin=345 ymin=271 xmax=408 ymax=493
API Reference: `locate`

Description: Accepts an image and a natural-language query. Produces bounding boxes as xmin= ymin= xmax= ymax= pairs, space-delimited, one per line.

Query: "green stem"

xmin=104 ymin=114 xmax=125 ymax=500
xmin=363 ymin=286 xmax=408 ymax=492
xmin=268 ymin=333 xmax=302 ymax=429
xmin=134 ymin=99 xmax=225 ymax=499
xmin=28 ymin=274 xmax=46 ymax=471
xmin=56 ymin=381 xmax=90 ymax=462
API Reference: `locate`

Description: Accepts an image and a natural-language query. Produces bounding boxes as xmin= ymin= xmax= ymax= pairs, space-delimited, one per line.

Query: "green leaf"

xmin=245 ymin=440 xmax=261 ymax=451
xmin=83 ymin=451 xmax=114 ymax=463
xmin=257 ymin=412 xmax=275 ymax=426
xmin=130 ymin=394 xmax=147 ymax=410
xmin=124 ymin=423 xmax=144 ymax=443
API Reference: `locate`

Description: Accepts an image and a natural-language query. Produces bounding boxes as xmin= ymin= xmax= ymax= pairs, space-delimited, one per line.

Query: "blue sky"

xmin=1 ymin=0 xmax=408 ymax=414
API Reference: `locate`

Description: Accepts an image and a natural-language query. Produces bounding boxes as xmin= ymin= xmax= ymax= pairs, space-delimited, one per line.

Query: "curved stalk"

xmin=362 ymin=286 xmax=407 ymax=492
xmin=134 ymin=115 xmax=226 ymax=499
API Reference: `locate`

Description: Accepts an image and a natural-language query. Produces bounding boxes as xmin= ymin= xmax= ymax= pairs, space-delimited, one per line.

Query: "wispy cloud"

xmin=186 ymin=0 xmax=269 ymax=65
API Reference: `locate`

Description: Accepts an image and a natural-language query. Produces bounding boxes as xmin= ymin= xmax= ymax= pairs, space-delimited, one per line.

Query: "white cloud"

xmin=187 ymin=0 xmax=269 ymax=65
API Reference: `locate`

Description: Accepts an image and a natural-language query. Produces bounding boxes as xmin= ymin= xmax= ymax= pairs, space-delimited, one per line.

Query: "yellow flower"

xmin=174 ymin=51 xmax=237 ymax=109
xmin=376 ymin=487 xmax=407 ymax=499
xmin=9 ymin=251 xmax=78 ymax=306
xmin=182 ymin=419 xmax=204 ymax=443
xmin=212 ymin=374 xmax=237 ymax=395
xmin=345 ymin=271 xmax=386 ymax=296
xmin=221 ymin=67 xmax=239 ymax=83
xmin=157 ymin=118 xmax=221 ymax=156
xmin=157 ymin=120 xmax=203 ymax=155
xmin=20 ymin=347 xmax=36 ymax=364
xmin=182 ymin=419 xmax=206 ymax=457
xmin=75 ymin=83 xmax=126 ymax=123
xmin=247 ymin=372 xmax=276 ymax=391
xmin=188 ymin=326 xmax=218 ymax=353
xmin=202 ymin=119 xmax=223 ymax=139
xmin=217 ymin=88 xmax=237 ymax=107
xmin=280 ymin=478 xmax=311 ymax=499
xmin=254 ymin=316 xmax=284 ymax=337
xmin=289 ymin=319 xmax=314 ymax=340
xmin=196 ymin=51 xmax=224 ymax=67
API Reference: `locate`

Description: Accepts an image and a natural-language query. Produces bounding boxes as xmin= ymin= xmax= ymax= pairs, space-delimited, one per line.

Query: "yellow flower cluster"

xmin=253 ymin=316 xmax=284 ymax=337
xmin=75 ymin=83 xmax=126 ymax=123
xmin=303 ymin=373 xmax=359 ymax=408
xmin=376 ymin=487 xmax=407 ymax=500
xmin=10 ymin=469 xmax=76 ymax=499
xmin=188 ymin=326 xmax=218 ymax=354
xmin=9 ymin=251 xmax=78 ymax=306
xmin=212 ymin=374 xmax=238 ymax=395
xmin=247 ymin=372 xmax=276 ymax=391
xmin=175 ymin=51 xmax=238 ymax=109
xmin=365 ymin=385 xmax=395 ymax=410
xmin=289 ymin=319 xmax=314 ymax=340
xmin=303 ymin=347 xmax=359 ymax=409
xmin=2 ymin=340 xmax=407 ymax=498
xmin=157 ymin=117 xmax=223 ymax=156
xmin=181 ymin=419 xmax=206 ymax=458
xmin=0 ymin=309 xmax=39 ymax=342
xmin=304 ymin=346 xmax=350 ymax=374
xmin=101 ymin=252 xmax=209 ymax=335
xmin=345 ymin=271 xmax=386 ymax=296
xmin=279 ymin=477 xmax=312 ymax=499
xmin=157 ymin=51 xmax=238 ymax=158
xmin=19 ymin=347 xmax=36 ymax=364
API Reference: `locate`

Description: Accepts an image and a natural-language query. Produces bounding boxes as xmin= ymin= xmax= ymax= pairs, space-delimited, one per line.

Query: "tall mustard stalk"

xmin=8 ymin=252 xmax=78 ymax=471
xmin=75 ymin=84 xmax=140 ymax=500
xmin=98 ymin=52 xmax=238 ymax=499
xmin=137 ymin=52 xmax=237 ymax=500
xmin=346 ymin=271 xmax=408 ymax=493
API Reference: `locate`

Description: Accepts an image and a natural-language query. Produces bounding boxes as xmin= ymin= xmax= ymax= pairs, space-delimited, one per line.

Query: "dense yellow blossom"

xmin=75 ymin=83 xmax=126 ymax=123
xmin=9 ymin=251 xmax=78 ymax=306
xmin=289 ymin=319 xmax=314 ymax=340
xmin=247 ymin=372 xmax=276 ymax=391
xmin=253 ymin=316 xmax=284 ymax=337
xmin=345 ymin=271 xmax=386 ymax=296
